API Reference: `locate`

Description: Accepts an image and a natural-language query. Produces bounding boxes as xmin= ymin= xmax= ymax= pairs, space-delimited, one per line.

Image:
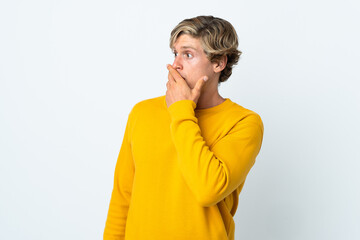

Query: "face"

xmin=171 ymin=34 xmax=219 ymax=89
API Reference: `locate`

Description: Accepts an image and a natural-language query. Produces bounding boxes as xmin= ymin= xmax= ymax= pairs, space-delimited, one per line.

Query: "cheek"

xmin=189 ymin=60 xmax=206 ymax=76
xmin=183 ymin=57 xmax=212 ymax=81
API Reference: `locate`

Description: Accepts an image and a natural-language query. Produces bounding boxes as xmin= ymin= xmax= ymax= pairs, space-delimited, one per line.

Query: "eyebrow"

xmin=181 ymin=46 xmax=197 ymax=50
xmin=173 ymin=46 xmax=198 ymax=51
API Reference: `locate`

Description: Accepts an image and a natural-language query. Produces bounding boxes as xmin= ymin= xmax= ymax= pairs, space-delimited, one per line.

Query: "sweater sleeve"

xmin=167 ymin=100 xmax=264 ymax=207
xmin=103 ymin=110 xmax=135 ymax=240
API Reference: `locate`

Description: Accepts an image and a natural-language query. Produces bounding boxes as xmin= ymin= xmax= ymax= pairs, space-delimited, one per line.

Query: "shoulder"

xmin=133 ymin=95 xmax=165 ymax=109
xmin=227 ymin=100 xmax=262 ymax=122
xmin=225 ymin=100 xmax=264 ymax=133
xmin=129 ymin=95 xmax=166 ymax=118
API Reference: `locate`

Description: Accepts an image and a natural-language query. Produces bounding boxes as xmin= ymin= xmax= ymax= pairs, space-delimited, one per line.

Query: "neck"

xmin=195 ymin=82 xmax=225 ymax=109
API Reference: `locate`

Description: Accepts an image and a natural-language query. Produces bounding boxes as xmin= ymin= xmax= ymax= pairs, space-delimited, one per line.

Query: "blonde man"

xmin=104 ymin=15 xmax=264 ymax=240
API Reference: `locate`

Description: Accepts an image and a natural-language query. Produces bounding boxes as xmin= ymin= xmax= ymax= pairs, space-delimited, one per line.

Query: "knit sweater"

xmin=103 ymin=95 xmax=264 ymax=240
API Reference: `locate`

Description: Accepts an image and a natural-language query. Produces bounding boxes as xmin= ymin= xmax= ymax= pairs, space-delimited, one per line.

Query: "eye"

xmin=173 ymin=52 xmax=178 ymax=57
xmin=184 ymin=53 xmax=193 ymax=58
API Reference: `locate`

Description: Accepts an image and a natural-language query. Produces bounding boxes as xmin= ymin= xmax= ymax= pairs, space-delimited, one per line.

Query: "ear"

xmin=213 ymin=55 xmax=227 ymax=73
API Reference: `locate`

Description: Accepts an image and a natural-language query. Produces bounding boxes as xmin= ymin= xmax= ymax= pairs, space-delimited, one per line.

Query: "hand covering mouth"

xmin=175 ymin=69 xmax=185 ymax=80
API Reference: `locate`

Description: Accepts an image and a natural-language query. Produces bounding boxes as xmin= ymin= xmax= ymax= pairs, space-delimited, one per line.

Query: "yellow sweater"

xmin=104 ymin=95 xmax=264 ymax=240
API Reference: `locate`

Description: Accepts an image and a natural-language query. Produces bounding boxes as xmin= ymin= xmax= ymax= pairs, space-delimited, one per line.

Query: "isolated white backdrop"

xmin=1 ymin=0 xmax=359 ymax=239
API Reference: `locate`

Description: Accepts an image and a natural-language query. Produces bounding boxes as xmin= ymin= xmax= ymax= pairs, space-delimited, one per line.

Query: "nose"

xmin=172 ymin=56 xmax=183 ymax=70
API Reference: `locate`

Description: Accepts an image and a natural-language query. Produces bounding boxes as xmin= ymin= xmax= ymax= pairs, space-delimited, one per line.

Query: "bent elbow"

xmin=196 ymin=196 xmax=218 ymax=207
xmin=194 ymin=181 xmax=229 ymax=207
xmin=195 ymin=169 xmax=230 ymax=207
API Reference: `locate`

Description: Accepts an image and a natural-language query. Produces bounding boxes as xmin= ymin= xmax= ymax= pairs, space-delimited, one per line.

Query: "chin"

xmin=187 ymin=81 xmax=195 ymax=88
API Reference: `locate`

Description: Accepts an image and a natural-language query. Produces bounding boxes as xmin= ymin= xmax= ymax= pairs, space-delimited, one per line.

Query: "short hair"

xmin=170 ymin=15 xmax=242 ymax=84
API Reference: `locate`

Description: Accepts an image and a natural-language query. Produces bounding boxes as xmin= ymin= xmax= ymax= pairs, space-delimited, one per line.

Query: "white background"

xmin=1 ymin=0 xmax=359 ymax=239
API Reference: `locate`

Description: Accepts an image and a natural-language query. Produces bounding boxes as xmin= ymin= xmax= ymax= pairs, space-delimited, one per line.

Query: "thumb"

xmin=192 ymin=76 xmax=208 ymax=98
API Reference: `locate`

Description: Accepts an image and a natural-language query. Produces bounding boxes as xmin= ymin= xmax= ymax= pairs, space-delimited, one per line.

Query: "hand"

xmin=165 ymin=64 xmax=208 ymax=108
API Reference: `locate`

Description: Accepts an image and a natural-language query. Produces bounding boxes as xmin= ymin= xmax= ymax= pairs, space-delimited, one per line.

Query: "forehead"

xmin=172 ymin=34 xmax=203 ymax=51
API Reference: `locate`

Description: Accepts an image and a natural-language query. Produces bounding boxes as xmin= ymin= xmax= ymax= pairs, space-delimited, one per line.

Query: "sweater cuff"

xmin=167 ymin=100 xmax=196 ymax=121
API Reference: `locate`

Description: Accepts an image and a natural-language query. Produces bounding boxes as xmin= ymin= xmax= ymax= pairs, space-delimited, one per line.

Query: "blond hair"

xmin=170 ymin=15 xmax=242 ymax=83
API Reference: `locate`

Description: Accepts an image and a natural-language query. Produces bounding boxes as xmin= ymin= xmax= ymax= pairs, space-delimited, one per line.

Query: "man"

xmin=103 ymin=15 xmax=264 ymax=240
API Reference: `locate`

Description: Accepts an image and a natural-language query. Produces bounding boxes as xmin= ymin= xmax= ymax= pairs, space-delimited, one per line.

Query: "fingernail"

xmin=203 ymin=76 xmax=208 ymax=82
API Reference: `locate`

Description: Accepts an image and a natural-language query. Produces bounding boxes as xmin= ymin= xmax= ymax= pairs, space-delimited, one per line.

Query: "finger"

xmin=193 ymin=76 xmax=208 ymax=94
xmin=167 ymin=64 xmax=185 ymax=85
xmin=168 ymin=71 xmax=176 ymax=84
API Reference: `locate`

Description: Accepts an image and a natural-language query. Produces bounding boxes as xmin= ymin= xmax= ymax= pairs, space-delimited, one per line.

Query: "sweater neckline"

xmin=195 ymin=98 xmax=232 ymax=114
xmin=162 ymin=95 xmax=232 ymax=114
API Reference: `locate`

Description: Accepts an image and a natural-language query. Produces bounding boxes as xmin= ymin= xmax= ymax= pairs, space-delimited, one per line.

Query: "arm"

xmin=168 ymin=100 xmax=263 ymax=207
xmin=103 ymin=111 xmax=135 ymax=240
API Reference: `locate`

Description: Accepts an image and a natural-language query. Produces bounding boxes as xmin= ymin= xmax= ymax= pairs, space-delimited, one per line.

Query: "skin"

xmin=165 ymin=34 xmax=227 ymax=109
